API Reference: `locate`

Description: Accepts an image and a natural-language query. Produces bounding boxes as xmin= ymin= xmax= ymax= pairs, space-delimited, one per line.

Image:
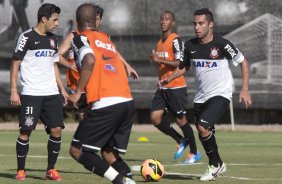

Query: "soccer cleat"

xmin=16 ymin=170 xmax=26 ymax=180
xmin=200 ymin=165 xmax=220 ymax=181
xmin=174 ymin=138 xmax=189 ymax=159
xmin=182 ymin=151 xmax=202 ymax=164
xmin=45 ymin=169 xmax=62 ymax=180
xmin=122 ymin=177 xmax=136 ymax=184
xmin=218 ymin=162 xmax=226 ymax=175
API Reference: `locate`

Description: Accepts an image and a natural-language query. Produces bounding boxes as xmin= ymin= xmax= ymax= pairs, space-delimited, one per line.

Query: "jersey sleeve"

xmin=179 ymin=41 xmax=191 ymax=69
xmin=71 ymin=32 xmax=94 ymax=63
xmin=172 ymin=37 xmax=184 ymax=61
xmin=223 ymin=39 xmax=245 ymax=66
xmin=12 ymin=32 xmax=29 ymax=60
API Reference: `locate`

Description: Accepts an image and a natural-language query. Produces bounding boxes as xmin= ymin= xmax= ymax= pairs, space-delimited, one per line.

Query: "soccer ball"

xmin=140 ymin=159 xmax=164 ymax=181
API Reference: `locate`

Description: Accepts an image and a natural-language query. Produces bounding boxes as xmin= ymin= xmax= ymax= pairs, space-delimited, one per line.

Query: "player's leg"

xmin=150 ymin=89 xmax=183 ymax=143
xmin=101 ymin=147 xmax=132 ymax=178
xmin=16 ymin=95 xmax=41 ymax=180
xmin=69 ymin=102 xmax=136 ymax=184
xmin=166 ymin=87 xmax=200 ymax=160
xmin=41 ymin=95 xmax=64 ymax=180
xmin=195 ymin=96 xmax=229 ymax=181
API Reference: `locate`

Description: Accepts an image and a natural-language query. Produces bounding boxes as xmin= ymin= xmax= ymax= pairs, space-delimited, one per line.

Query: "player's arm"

xmin=68 ymin=34 xmax=94 ymax=107
xmin=239 ymin=58 xmax=252 ymax=109
xmin=118 ymin=51 xmax=139 ymax=80
xmin=58 ymin=32 xmax=77 ymax=72
xmin=10 ymin=32 xmax=29 ymax=107
xmin=223 ymin=40 xmax=252 ymax=109
xmin=10 ymin=58 xmax=21 ymax=106
xmin=151 ymin=37 xmax=184 ymax=68
xmin=159 ymin=43 xmax=190 ymax=87
xmin=54 ymin=62 xmax=68 ymax=105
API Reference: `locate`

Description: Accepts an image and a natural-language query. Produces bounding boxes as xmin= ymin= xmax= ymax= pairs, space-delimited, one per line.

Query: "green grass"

xmin=0 ymin=130 xmax=282 ymax=184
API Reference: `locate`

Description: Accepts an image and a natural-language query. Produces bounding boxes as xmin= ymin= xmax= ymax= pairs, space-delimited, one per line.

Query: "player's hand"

xmin=10 ymin=91 xmax=21 ymax=107
xmin=68 ymin=92 xmax=81 ymax=109
xmin=239 ymin=90 xmax=252 ymax=109
xmin=158 ymin=78 xmax=170 ymax=88
xmin=68 ymin=63 xmax=78 ymax=72
xmin=60 ymin=88 xmax=69 ymax=106
xmin=150 ymin=49 xmax=160 ymax=64
xmin=126 ymin=65 xmax=139 ymax=80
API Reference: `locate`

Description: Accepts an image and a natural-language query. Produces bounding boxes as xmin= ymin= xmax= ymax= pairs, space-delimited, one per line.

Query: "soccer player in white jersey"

xmin=159 ymin=8 xmax=252 ymax=181
xmin=10 ymin=3 xmax=68 ymax=181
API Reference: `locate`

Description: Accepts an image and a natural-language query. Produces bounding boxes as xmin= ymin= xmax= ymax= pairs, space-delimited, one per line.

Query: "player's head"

xmin=94 ymin=5 xmax=104 ymax=30
xmin=160 ymin=11 xmax=175 ymax=34
xmin=76 ymin=3 xmax=97 ymax=32
xmin=193 ymin=8 xmax=214 ymax=39
xmin=37 ymin=3 xmax=61 ymax=32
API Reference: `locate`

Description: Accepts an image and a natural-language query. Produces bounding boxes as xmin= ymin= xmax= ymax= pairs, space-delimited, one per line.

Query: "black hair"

xmin=94 ymin=5 xmax=104 ymax=19
xmin=76 ymin=3 xmax=96 ymax=30
xmin=37 ymin=3 xmax=61 ymax=23
xmin=194 ymin=8 xmax=214 ymax=23
xmin=163 ymin=10 xmax=175 ymax=21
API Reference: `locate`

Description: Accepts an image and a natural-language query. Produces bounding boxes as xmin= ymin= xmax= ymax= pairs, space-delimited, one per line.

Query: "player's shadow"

xmin=163 ymin=173 xmax=200 ymax=180
xmin=134 ymin=173 xmax=200 ymax=182
xmin=0 ymin=171 xmax=43 ymax=180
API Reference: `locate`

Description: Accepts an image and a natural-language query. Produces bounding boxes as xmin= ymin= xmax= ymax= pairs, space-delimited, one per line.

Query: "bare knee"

xmin=50 ymin=127 xmax=62 ymax=137
xmin=150 ymin=111 xmax=164 ymax=126
xmin=176 ymin=116 xmax=188 ymax=127
xmin=197 ymin=125 xmax=210 ymax=137
xmin=19 ymin=131 xmax=31 ymax=140
xmin=101 ymin=148 xmax=118 ymax=165
xmin=69 ymin=146 xmax=81 ymax=161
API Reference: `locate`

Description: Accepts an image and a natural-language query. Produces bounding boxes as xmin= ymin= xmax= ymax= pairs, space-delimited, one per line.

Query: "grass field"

xmin=0 ymin=129 xmax=282 ymax=184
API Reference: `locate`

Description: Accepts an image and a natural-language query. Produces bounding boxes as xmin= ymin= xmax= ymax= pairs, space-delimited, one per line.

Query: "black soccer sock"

xmin=180 ymin=123 xmax=197 ymax=154
xmin=200 ymin=132 xmax=219 ymax=167
xmin=16 ymin=138 xmax=29 ymax=171
xmin=79 ymin=151 xmax=123 ymax=183
xmin=156 ymin=121 xmax=182 ymax=144
xmin=111 ymin=157 xmax=132 ymax=178
xmin=47 ymin=135 xmax=61 ymax=170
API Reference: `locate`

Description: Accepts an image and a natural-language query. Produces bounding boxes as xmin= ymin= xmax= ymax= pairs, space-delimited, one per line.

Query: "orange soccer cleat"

xmin=45 ymin=169 xmax=62 ymax=181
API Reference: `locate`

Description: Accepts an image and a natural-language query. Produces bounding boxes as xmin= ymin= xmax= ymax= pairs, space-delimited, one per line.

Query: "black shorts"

xmin=71 ymin=100 xmax=134 ymax=154
xmin=194 ymin=96 xmax=230 ymax=130
xmin=19 ymin=95 xmax=64 ymax=132
xmin=151 ymin=87 xmax=188 ymax=118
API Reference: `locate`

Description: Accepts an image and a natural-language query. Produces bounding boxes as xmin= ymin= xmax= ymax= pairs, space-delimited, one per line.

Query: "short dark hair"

xmin=94 ymin=5 xmax=104 ymax=19
xmin=194 ymin=8 xmax=214 ymax=23
xmin=163 ymin=10 xmax=175 ymax=21
xmin=76 ymin=3 xmax=96 ymax=30
xmin=37 ymin=3 xmax=61 ymax=23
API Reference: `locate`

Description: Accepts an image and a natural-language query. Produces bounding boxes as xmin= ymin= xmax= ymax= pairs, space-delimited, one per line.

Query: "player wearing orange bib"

xmin=150 ymin=11 xmax=201 ymax=163
xmin=68 ymin=4 xmax=136 ymax=184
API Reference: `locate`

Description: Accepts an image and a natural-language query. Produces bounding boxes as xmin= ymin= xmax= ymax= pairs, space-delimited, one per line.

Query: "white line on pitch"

xmin=164 ymin=172 xmax=282 ymax=181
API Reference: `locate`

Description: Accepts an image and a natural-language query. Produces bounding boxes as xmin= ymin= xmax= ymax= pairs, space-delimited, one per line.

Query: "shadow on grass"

xmin=0 ymin=172 xmax=44 ymax=180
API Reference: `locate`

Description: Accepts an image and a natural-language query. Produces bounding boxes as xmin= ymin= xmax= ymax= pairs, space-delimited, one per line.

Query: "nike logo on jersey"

xmin=102 ymin=54 xmax=114 ymax=61
xmin=200 ymin=119 xmax=209 ymax=124
xmin=191 ymin=51 xmax=197 ymax=54
xmin=35 ymin=41 xmax=40 ymax=44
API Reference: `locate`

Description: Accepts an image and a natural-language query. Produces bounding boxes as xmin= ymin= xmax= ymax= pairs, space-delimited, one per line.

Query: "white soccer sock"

xmin=104 ymin=166 xmax=119 ymax=181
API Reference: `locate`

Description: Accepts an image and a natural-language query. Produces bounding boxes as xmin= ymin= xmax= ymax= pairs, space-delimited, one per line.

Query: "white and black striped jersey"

xmin=12 ymin=28 xmax=60 ymax=96
xmin=180 ymin=35 xmax=244 ymax=103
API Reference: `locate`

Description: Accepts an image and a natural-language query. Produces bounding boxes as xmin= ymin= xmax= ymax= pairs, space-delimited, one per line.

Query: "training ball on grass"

xmin=140 ymin=159 xmax=164 ymax=181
